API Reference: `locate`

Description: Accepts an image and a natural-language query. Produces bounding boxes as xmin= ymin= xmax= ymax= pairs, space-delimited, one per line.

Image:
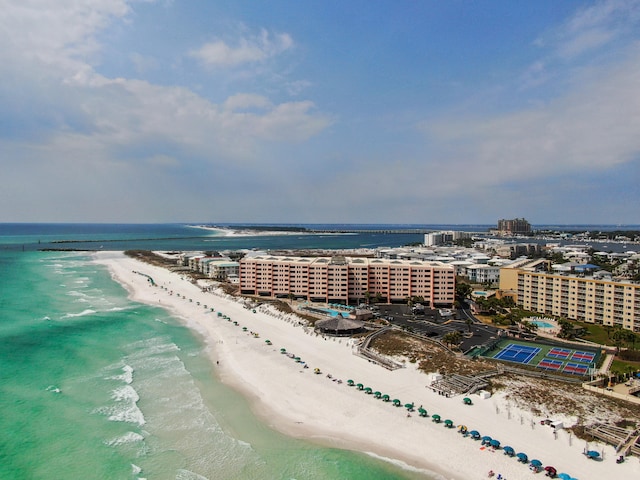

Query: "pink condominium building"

xmin=239 ymin=255 xmax=456 ymax=307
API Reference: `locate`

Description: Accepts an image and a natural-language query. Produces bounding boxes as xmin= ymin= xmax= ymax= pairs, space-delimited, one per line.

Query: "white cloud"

xmin=189 ymin=29 xmax=293 ymax=68
xmin=421 ymin=44 xmax=640 ymax=190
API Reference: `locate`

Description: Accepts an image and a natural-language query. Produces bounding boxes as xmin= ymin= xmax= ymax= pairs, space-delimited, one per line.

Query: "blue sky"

xmin=2 ymin=0 xmax=640 ymax=225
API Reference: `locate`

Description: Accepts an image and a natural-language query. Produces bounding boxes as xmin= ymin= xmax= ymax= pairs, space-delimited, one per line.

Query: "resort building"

xmin=424 ymin=230 xmax=472 ymax=246
xmin=239 ymin=255 xmax=455 ymax=307
xmin=500 ymin=262 xmax=640 ymax=332
xmin=496 ymin=218 xmax=532 ymax=236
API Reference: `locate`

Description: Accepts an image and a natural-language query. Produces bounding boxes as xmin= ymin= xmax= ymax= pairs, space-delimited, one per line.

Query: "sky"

xmin=1 ymin=0 xmax=640 ymax=225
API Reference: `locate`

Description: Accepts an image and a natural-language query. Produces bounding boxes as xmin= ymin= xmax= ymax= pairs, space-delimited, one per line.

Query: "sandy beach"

xmin=95 ymin=251 xmax=640 ymax=480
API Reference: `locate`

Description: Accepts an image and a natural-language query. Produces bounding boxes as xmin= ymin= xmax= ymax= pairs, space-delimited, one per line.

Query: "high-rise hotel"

xmin=239 ymin=255 xmax=456 ymax=307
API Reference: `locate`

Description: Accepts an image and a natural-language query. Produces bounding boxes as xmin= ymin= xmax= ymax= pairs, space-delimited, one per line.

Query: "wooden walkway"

xmin=584 ymin=423 xmax=640 ymax=457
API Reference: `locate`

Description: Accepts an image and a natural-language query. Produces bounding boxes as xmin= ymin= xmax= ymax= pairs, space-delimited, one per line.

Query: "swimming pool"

xmin=531 ymin=320 xmax=554 ymax=329
xmin=303 ymin=306 xmax=350 ymax=318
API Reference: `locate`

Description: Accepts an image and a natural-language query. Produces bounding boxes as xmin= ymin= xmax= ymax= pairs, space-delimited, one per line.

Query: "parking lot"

xmin=374 ymin=304 xmax=500 ymax=352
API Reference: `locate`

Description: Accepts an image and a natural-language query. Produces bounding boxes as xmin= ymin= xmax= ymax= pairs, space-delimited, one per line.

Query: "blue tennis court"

xmin=547 ymin=347 xmax=571 ymax=359
xmin=571 ymin=351 xmax=595 ymax=363
xmin=494 ymin=343 xmax=540 ymax=365
xmin=538 ymin=359 xmax=563 ymax=371
xmin=563 ymin=362 xmax=589 ymax=375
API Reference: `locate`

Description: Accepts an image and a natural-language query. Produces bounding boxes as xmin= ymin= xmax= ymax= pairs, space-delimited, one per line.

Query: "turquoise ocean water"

xmin=0 ymin=226 xmax=437 ymax=480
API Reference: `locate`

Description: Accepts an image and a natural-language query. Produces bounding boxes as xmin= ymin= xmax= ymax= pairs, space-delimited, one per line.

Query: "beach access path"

xmin=95 ymin=252 xmax=640 ymax=480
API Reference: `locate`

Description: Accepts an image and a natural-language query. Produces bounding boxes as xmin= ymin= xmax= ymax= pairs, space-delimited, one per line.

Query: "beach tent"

xmin=503 ymin=446 xmax=515 ymax=456
xmin=463 ymin=397 xmax=473 ymax=405
xmin=444 ymin=419 xmax=454 ymax=428
xmin=470 ymin=430 xmax=481 ymax=439
xmin=516 ymin=452 xmax=528 ymax=463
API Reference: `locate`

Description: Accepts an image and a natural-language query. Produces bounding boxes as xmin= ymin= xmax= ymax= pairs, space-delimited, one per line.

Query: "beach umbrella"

xmin=516 ymin=452 xmax=528 ymax=462
xmin=470 ymin=430 xmax=480 ymax=439
xmin=530 ymin=459 xmax=542 ymax=468
xmin=356 ymin=383 xmax=364 ymax=390
xmin=382 ymin=394 xmax=390 ymax=402
xmin=444 ymin=419 xmax=454 ymax=428
xmin=503 ymin=446 xmax=515 ymax=456
xmin=392 ymin=399 xmax=401 ymax=406
xmin=458 ymin=425 xmax=467 ymax=433
xmin=280 ymin=348 xmax=287 ymax=353
xmin=418 ymin=408 xmax=428 ymax=417
xmin=313 ymin=368 xmax=321 ymax=374
xmin=490 ymin=439 xmax=500 ymax=448
xmin=265 ymin=339 xmax=272 ymax=344
xmin=431 ymin=414 xmax=441 ymax=422
xmin=294 ymin=357 xmax=301 ymax=362
xmin=364 ymin=387 xmax=373 ymax=394
xmin=586 ymin=450 xmax=600 ymax=459
xmin=557 ymin=474 xmax=571 ymax=480
xmin=544 ymin=466 xmax=557 ymax=477
xmin=463 ymin=397 xmax=473 ymax=405
xmin=404 ymin=403 xmax=414 ymax=410
xmin=373 ymin=391 xmax=382 ymax=398
xmin=347 ymin=379 xmax=355 ymax=386
xmin=242 ymin=327 xmax=248 ymax=331
xmin=481 ymin=436 xmax=492 ymax=445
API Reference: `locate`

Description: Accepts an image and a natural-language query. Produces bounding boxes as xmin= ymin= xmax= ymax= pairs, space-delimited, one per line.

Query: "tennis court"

xmin=493 ymin=343 xmax=540 ymax=365
xmin=547 ymin=347 xmax=571 ymax=359
xmin=571 ymin=351 xmax=596 ymax=363
xmin=537 ymin=359 xmax=563 ymax=371
xmin=563 ymin=362 xmax=590 ymax=375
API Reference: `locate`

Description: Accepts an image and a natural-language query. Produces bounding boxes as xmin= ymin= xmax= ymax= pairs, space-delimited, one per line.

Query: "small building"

xmin=315 ymin=317 xmax=365 ymax=336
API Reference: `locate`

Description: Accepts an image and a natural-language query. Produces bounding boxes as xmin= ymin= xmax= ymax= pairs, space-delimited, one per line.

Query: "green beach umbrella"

xmin=432 ymin=414 xmax=441 ymax=422
xmin=242 ymin=327 xmax=248 ymax=331
xmin=347 ymin=379 xmax=355 ymax=386
xmin=463 ymin=397 xmax=473 ymax=405
xmin=280 ymin=348 xmax=287 ymax=353
xmin=381 ymin=394 xmax=390 ymax=401
xmin=356 ymin=383 xmax=364 ymax=390
xmin=418 ymin=408 xmax=427 ymax=417
xmin=373 ymin=391 xmax=382 ymax=398
xmin=392 ymin=399 xmax=401 ymax=406
xmin=364 ymin=387 xmax=373 ymax=394
xmin=404 ymin=403 xmax=414 ymax=410
xmin=444 ymin=419 xmax=454 ymax=427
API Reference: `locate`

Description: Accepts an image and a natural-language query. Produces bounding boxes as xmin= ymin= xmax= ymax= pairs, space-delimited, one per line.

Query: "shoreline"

xmin=94 ymin=251 xmax=640 ymax=480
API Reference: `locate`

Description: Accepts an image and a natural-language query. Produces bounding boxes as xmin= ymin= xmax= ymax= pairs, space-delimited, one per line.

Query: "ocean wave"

xmin=61 ymin=309 xmax=96 ymax=319
xmin=112 ymin=385 xmax=139 ymax=403
xmin=105 ymin=431 xmax=145 ymax=446
xmin=176 ymin=469 xmax=210 ymax=480
xmin=45 ymin=385 xmax=62 ymax=394
xmin=364 ymin=451 xmax=447 ymax=480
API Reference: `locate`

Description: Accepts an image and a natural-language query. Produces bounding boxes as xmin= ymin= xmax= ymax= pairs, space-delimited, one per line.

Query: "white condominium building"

xmin=239 ymin=255 xmax=456 ymax=307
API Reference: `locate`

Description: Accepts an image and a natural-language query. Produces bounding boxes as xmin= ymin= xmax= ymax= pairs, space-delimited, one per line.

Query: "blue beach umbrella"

xmin=503 ymin=446 xmax=514 ymax=456
xmin=516 ymin=452 xmax=528 ymax=462
xmin=586 ymin=450 xmax=600 ymax=459
xmin=490 ymin=439 xmax=500 ymax=448
xmin=557 ymin=474 xmax=571 ymax=480
xmin=530 ymin=459 xmax=542 ymax=467
xmin=470 ymin=430 xmax=480 ymax=439
xmin=481 ymin=435 xmax=492 ymax=445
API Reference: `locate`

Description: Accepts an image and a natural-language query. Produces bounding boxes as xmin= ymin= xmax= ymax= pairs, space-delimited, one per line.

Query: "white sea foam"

xmin=97 ymin=385 xmax=146 ymax=426
xmin=131 ymin=464 xmax=142 ymax=475
xmin=106 ymin=431 xmax=144 ymax=446
xmin=176 ymin=469 xmax=210 ymax=480
xmin=45 ymin=385 xmax=62 ymax=394
xmin=61 ymin=309 xmax=96 ymax=319
xmin=112 ymin=385 xmax=139 ymax=403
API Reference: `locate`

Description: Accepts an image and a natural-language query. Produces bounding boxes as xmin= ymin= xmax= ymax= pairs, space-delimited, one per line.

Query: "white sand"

xmin=95 ymin=252 xmax=640 ymax=480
